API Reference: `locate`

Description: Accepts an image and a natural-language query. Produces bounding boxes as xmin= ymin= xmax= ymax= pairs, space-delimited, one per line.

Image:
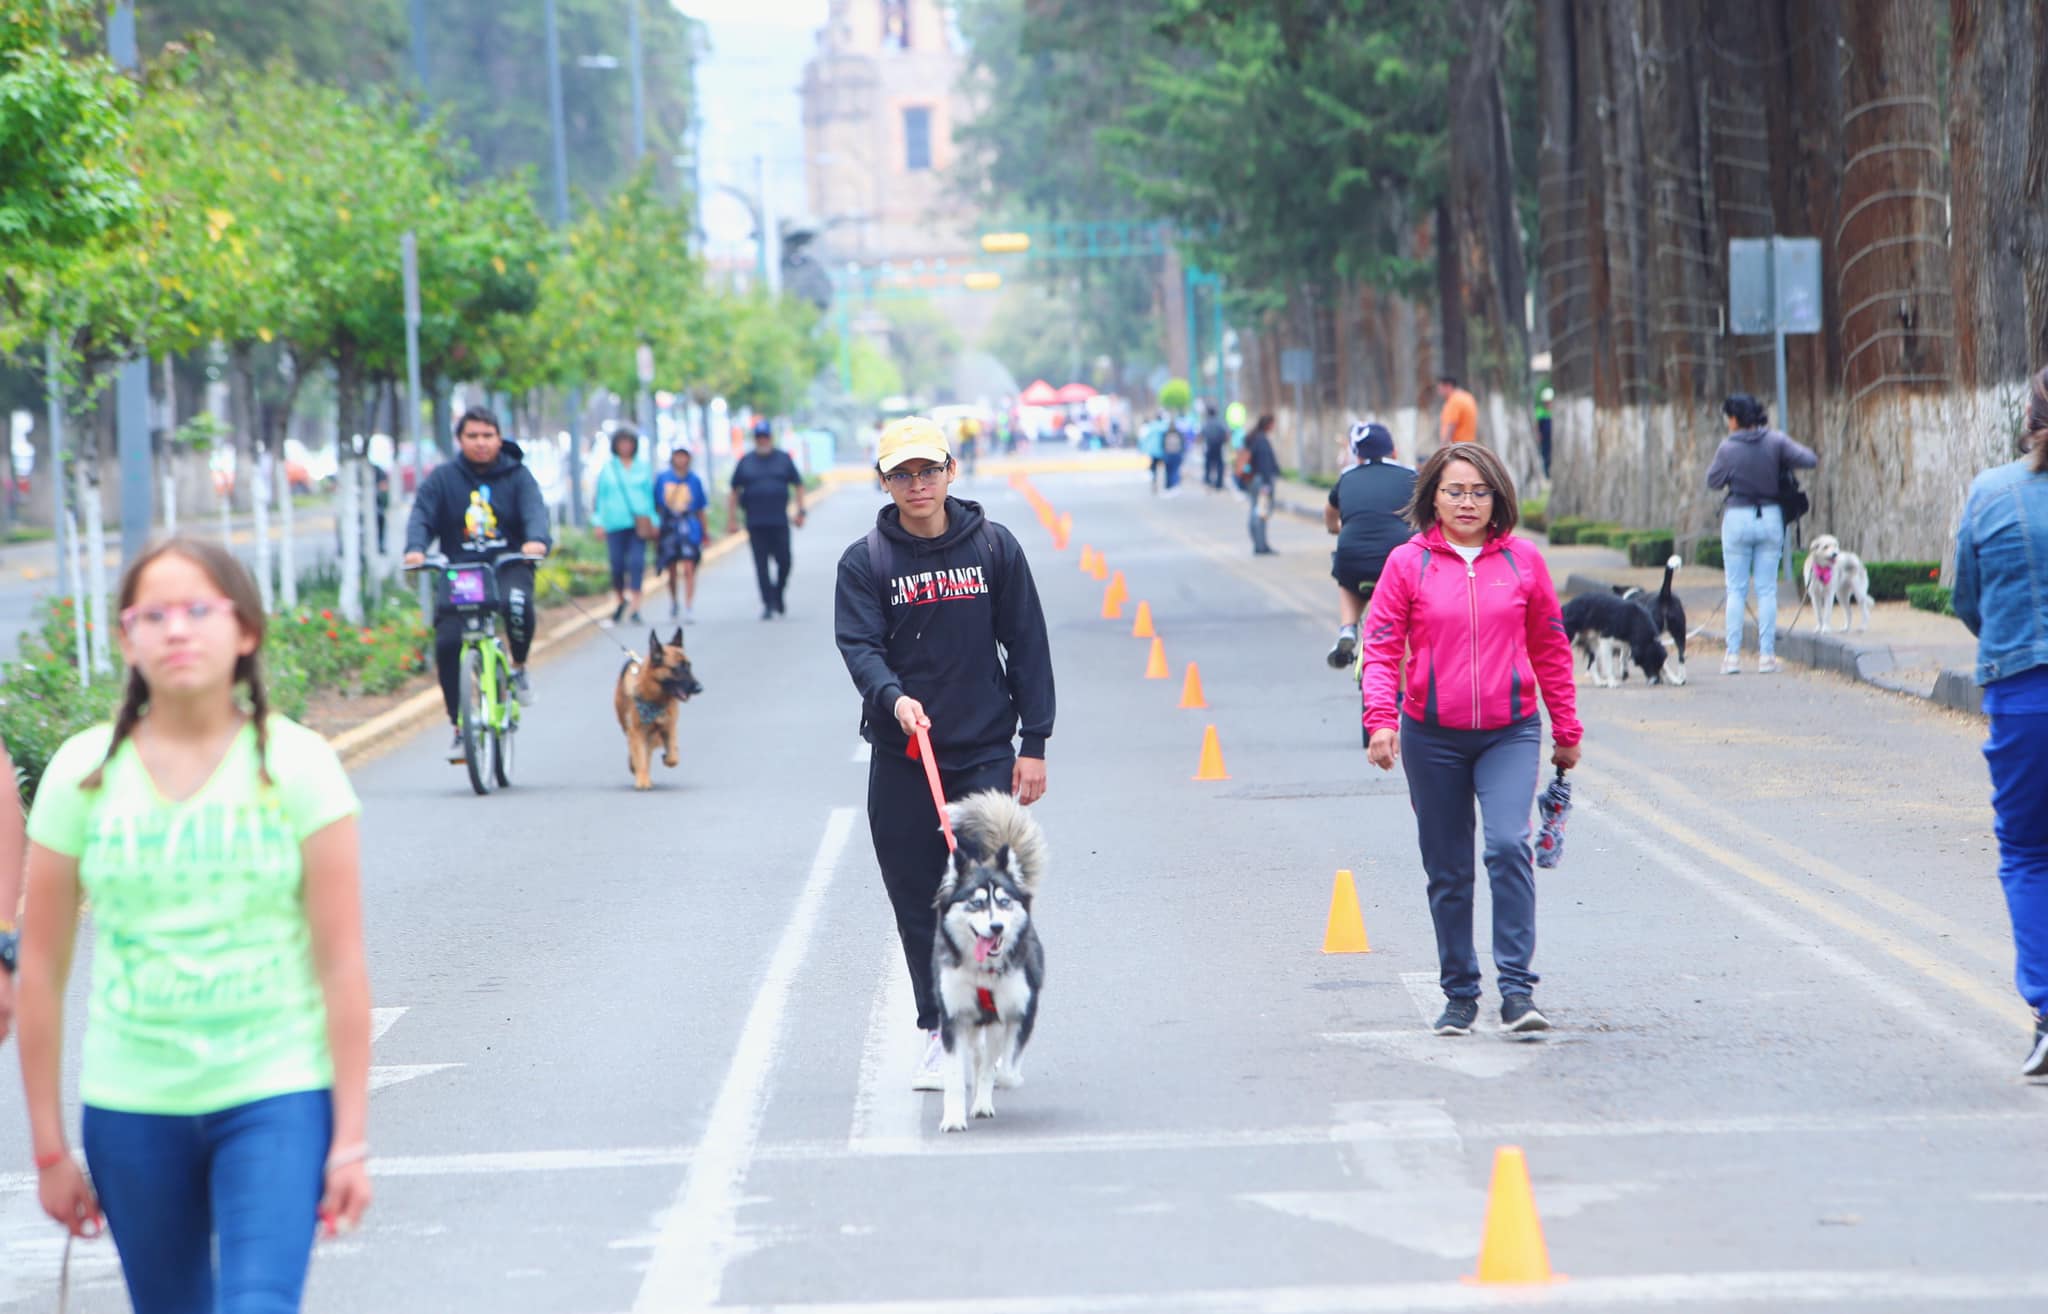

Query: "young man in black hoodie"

xmin=403 ymin=407 xmax=552 ymax=762
xmin=834 ymin=416 xmax=1055 ymax=1090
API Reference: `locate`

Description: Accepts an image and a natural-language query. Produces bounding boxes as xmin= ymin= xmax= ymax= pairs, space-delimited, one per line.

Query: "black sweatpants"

xmin=748 ymin=523 xmax=792 ymax=610
xmin=867 ymin=746 xmax=1015 ymax=1030
xmin=434 ymin=561 xmax=535 ymax=723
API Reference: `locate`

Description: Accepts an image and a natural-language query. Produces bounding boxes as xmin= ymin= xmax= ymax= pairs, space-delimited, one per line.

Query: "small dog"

xmin=933 ymin=790 xmax=1048 ymax=1133
xmin=1804 ymin=534 xmax=1872 ymax=632
xmin=613 ymin=629 xmax=702 ymax=791
xmin=1564 ymin=591 xmax=1670 ymax=687
xmin=1613 ymin=555 xmax=1689 ymax=685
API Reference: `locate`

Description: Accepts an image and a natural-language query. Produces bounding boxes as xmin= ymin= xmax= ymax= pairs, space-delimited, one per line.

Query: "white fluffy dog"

xmin=1803 ymin=534 xmax=1872 ymax=632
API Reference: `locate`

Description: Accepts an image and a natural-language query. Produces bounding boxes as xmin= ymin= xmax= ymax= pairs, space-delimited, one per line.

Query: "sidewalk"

xmin=1547 ymin=542 xmax=1982 ymax=716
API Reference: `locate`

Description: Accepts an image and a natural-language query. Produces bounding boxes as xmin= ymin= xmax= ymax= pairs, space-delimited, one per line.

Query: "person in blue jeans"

xmin=592 ymin=425 xmax=656 ymax=627
xmin=1953 ymin=364 xmax=2048 ymax=1077
xmin=1706 ymin=393 xmax=1817 ymax=674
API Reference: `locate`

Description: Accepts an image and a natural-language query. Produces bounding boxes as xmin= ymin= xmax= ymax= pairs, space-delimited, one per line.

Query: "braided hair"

xmin=81 ymin=538 xmax=275 ymax=791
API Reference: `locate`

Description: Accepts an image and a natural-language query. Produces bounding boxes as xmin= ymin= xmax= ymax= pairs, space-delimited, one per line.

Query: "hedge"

xmin=1547 ymin=516 xmax=1593 ymax=545
xmin=1625 ymin=533 xmax=1678 ymax=567
xmin=1866 ymin=561 xmax=1941 ymax=601
xmin=1906 ymin=583 xmax=1954 ymax=616
xmin=1520 ymin=496 xmax=1548 ymax=533
xmin=1574 ymin=526 xmax=1624 ymax=547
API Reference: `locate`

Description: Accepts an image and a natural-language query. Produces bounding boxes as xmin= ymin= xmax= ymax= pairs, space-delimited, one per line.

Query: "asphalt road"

xmin=3 ymin=461 xmax=2045 ymax=1312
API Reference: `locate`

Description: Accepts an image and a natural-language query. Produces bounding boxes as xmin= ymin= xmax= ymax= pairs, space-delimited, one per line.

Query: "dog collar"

xmin=976 ymin=987 xmax=998 ymax=1023
xmin=1816 ymin=564 xmax=1833 ymax=585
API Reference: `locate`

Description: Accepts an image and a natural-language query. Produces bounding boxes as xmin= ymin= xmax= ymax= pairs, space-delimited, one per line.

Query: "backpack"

xmin=1776 ymin=465 xmax=1810 ymax=524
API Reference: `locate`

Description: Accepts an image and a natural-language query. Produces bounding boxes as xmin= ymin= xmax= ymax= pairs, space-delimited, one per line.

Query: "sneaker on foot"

xmin=912 ymin=1030 xmax=945 ymax=1091
xmin=1721 ymin=653 xmax=1742 ymax=675
xmin=1433 ymin=998 xmax=1479 ymax=1036
xmin=511 ymin=669 xmax=534 ymax=705
xmin=446 ymin=728 xmax=465 ymax=764
xmin=610 ymin=600 xmax=627 ymax=625
xmin=1326 ymin=631 xmax=1358 ymax=671
xmin=1501 ymin=994 xmax=1551 ymax=1033
xmin=1757 ymin=656 xmax=1780 ymax=674
xmin=628 ymin=611 xmax=643 ymax=625
xmin=761 ymin=605 xmax=775 ymax=621
xmin=2024 ymin=1014 xmax=2048 ymax=1078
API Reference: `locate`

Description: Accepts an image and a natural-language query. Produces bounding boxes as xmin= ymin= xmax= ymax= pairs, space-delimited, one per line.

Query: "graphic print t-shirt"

xmin=29 ymin=717 xmax=360 ymax=1115
xmin=655 ymin=470 xmax=707 ymax=544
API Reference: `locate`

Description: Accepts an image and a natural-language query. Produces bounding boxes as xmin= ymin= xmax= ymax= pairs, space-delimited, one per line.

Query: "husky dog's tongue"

xmin=974 ymin=935 xmax=999 ymax=963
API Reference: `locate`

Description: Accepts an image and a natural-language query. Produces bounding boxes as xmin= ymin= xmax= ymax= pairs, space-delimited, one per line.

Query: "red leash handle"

xmin=912 ymin=724 xmax=957 ymax=853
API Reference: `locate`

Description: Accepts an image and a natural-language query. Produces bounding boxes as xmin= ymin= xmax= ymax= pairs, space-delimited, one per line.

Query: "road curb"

xmin=1562 ymin=569 xmax=1982 ymax=717
xmin=330 ymin=489 xmax=831 ymax=768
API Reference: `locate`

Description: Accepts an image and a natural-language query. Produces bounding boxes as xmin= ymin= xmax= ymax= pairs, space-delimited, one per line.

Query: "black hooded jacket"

xmin=834 ymin=497 xmax=1055 ymax=767
xmin=404 ymin=440 xmax=553 ymax=563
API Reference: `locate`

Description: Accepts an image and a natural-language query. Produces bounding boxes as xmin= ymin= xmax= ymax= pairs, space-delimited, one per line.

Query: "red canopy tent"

xmin=1019 ymin=379 xmax=1060 ymax=406
xmin=1054 ymin=382 xmax=1098 ymax=404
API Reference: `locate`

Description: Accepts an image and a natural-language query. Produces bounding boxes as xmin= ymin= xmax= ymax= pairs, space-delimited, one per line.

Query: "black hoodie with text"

xmin=834 ymin=497 xmax=1055 ymax=768
xmin=403 ymin=440 xmax=553 ymax=563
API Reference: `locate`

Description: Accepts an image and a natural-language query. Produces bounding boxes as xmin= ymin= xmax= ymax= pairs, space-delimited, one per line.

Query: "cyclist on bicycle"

xmin=403 ymin=406 xmax=552 ymax=762
xmin=1325 ymin=422 xmax=1415 ymax=670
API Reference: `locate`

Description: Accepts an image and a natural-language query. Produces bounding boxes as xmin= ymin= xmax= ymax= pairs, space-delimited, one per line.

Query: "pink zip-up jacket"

xmin=1361 ymin=526 xmax=1582 ymax=745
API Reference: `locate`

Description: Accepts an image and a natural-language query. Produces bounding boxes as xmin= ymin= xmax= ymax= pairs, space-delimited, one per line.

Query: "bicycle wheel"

xmin=459 ymin=645 xmax=497 ymax=796
xmin=493 ymin=674 xmax=517 ymax=789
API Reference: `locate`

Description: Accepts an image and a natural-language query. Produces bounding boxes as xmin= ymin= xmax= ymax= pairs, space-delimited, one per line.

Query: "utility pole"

xmin=409 ymin=0 xmax=430 ymax=92
xmin=545 ymin=0 xmax=583 ymax=526
xmin=628 ymin=0 xmax=647 ymax=161
xmin=109 ymin=2 xmax=153 ymax=565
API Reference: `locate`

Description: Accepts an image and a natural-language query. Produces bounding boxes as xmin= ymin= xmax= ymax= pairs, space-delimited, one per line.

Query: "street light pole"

xmin=109 ymin=2 xmax=153 ymax=564
xmin=544 ymin=0 xmax=583 ymax=526
xmin=627 ymin=0 xmax=647 ymax=161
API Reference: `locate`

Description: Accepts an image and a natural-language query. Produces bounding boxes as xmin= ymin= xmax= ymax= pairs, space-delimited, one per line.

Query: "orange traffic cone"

xmin=1466 ymin=1147 xmax=1562 ymax=1285
xmin=1131 ymin=601 xmax=1156 ymax=639
xmin=1178 ymin=662 xmax=1208 ymax=709
xmin=1079 ymin=546 xmax=1097 ymax=574
xmin=1058 ymin=512 xmax=1073 ymax=542
xmin=1143 ymin=636 xmax=1169 ymax=679
xmin=1192 ymin=724 xmax=1229 ymax=781
xmin=1321 ymin=870 xmax=1371 ymax=953
xmin=1092 ymin=554 xmax=1109 ymax=582
xmin=1100 ymin=580 xmax=1124 ymax=620
xmin=1107 ymin=570 xmax=1127 ymax=605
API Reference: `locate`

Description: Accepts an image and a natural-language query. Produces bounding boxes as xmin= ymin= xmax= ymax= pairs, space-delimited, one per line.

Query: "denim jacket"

xmin=1953 ymin=457 xmax=2048 ymax=686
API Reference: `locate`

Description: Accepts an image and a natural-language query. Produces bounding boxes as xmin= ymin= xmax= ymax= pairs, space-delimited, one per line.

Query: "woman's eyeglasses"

xmin=119 ymin=597 xmax=233 ymax=634
xmin=1437 ymin=485 xmax=1494 ymax=503
xmin=882 ymin=462 xmax=952 ymax=489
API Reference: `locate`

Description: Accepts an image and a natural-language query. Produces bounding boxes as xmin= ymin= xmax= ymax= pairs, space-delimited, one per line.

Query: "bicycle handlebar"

xmin=403 ymin=550 xmax=546 ymax=573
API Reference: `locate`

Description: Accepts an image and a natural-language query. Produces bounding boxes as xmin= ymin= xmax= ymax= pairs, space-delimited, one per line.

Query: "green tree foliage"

xmin=845 ymin=334 xmax=903 ymax=406
xmin=138 ymin=0 xmax=407 ymax=89
xmin=875 ymin=301 xmax=961 ymax=400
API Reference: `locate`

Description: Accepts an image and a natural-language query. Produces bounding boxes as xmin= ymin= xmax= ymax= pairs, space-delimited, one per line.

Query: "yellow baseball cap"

xmin=876 ymin=416 xmax=953 ymax=473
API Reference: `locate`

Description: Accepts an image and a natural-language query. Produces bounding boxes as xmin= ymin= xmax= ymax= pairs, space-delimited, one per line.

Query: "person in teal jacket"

xmin=593 ymin=425 xmax=657 ymax=626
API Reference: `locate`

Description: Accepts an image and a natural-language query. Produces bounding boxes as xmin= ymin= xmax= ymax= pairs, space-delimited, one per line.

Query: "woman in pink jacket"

xmin=1361 ymin=443 xmax=1582 ymax=1036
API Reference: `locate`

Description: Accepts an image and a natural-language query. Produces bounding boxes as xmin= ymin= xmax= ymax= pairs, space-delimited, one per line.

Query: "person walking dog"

xmin=1360 ymin=443 xmax=1582 ymax=1036
xmin=16 ymin=539 xmax=371 ymax=1311
xmin=1953 ymin=364 xmax=2048 ymax=1076
xmin=1706 ymin=393 xmax=1817 ymax=674
xmin=834 ymin=417 xmax=1055 ymax=1091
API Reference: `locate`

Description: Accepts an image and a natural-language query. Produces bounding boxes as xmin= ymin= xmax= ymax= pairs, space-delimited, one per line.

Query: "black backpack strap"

xmin=866 ymin=526 xmax=890 ymax=605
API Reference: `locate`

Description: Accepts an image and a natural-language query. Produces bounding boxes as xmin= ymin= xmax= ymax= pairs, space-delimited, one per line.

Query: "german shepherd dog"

xmin=614 ymin=629 xmax=702 ymax=790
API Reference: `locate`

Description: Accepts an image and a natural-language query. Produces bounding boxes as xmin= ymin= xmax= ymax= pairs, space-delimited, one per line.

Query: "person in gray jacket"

xmin=1705 ymin=393 xmax=1817 ymax=675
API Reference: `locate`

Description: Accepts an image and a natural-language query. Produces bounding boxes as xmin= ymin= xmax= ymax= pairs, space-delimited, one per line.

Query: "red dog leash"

xmin=910 ymin=724 xmax=957 ymax=853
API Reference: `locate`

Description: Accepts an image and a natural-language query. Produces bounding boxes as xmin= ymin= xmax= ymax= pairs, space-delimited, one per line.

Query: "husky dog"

xmin=1804 ymin=534 xmax=1873 ymax=633
xmin=933 ymin=790 xmax=1048 ymax=1133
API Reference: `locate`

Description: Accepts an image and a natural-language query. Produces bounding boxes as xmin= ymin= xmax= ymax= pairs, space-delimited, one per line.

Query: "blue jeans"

xmin=83 ymin=1089 xmax=331 ymax=1314
xmin=1163 ymin=452 xmax=1184 ymax=490
xmin=606 ymin=527 xmax=647 ymax=595
xmin=1248 ymin=475 xmax=1275 ymax=551
xmin=1399 ymin=714 xmax=1543 ymax=998
xmin=1986 ymin=708 xmax=2048 ymax=1015
xmin=1722 ymin=504 xmax=1785 ymax=658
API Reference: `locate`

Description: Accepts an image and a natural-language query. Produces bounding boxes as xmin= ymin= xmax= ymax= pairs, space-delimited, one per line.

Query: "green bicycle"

xmin=406 ymin=551 xmax=541 ymax=795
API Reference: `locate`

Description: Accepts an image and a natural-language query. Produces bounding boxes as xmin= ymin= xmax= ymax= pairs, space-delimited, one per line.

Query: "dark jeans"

xmin=1247 ymin=475 xmax=1275 ymax=551
xmin=434 ymin=560 xmax=535 ymax=723
xmin=1163 ymin=452 xmax=1184 ymax=490
xmin=83 ymin=1089 xmax=331 ymax=1314
xmin=1399 ymin=713 xmax=1542 ymax=999
xmin=868 ymin=747 xmax=1015 ymax=1030
xmin=605 ymin=528 xmax=647 ymax=595
xmin=1987 ymin=708 xmax=2048 ymax=1013
xmin=748 ymin=522 xmax=792 ymax=609
xmin=1203 ymin=442 xmax=1226 ymax=488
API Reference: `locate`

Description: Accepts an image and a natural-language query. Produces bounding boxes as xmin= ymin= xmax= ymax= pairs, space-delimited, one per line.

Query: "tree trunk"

xmin=77 ymin=463 xmax=111 ymax=678
xmin=2026 ymin=0 xmax=2048 ymax=368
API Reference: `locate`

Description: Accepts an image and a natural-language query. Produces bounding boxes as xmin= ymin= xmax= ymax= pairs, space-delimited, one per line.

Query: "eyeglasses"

xmin=120 ymin=597 xmax=233 ymax=634
xmin=882 ymin=461 xmax=952 ymax=489
xmin=1437 ymin=485 xmax=1495 ymax=503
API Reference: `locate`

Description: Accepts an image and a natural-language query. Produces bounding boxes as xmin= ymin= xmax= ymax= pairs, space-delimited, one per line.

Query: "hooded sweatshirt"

xmin=835 ymin=497 xmax=1055 ymax=767
xmin=404 ymin=440 xmax=553 ymax=563
xmin=1706 ymin=427 xmax=1818 ymax=509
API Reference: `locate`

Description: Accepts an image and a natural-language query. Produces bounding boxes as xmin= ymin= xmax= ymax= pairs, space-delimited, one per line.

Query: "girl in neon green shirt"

xmin=16 ymin=538 xmax=372 ymax=1312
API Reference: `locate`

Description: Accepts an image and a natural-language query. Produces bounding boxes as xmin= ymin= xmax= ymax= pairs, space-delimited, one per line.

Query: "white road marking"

xmin=370 ymin=1006 xmax=408 ymax=1043
xmin=1577 ymin=797 xmax=2015 ymax=1077
xmin=1322 ymin=975 xmax=1547 ymax=1080
xmin=707 ymin=1269 xmax=2048 ymax=1311
xmin=367 ymin=1004 xmax=463 ymax=1093
xmin=630 ymin=806 xmax=858 ymax=1313
xmin=848 ymin=935 xmax=927 ymax=1151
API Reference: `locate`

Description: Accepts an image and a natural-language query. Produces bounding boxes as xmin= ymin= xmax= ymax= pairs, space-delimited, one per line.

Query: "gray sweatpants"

xmin=1399 ymin=714 xmax=1542 ymax=1000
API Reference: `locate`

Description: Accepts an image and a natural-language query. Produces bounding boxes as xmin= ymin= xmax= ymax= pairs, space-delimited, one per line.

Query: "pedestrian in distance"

xmin=1324 ymin=422 xmax=1416 ymax=670
xmin=654 ymin=445 xmax=708 ymax=624
xmin=403 ymin=406 xmax=552 ymax=761
xmin=1535 ymin=385 xmax=1554 ymax=478
xmin=15 ymin=538 xmax=372 ymax=1310
xmin=1140 ymin=411 xmax=1167 ymax=495
xmin=1160 ymin=416 xmax=1188 ymax=495
xmin=0 ymin=734 xmax=27 ymax=1051
xmin=727 ymin=417 xmax=808 ymax=619
xmin=1200 ymin=402 xmax=1230 ymax=490
xmin=834 ymin=417 xmax=1055 ymax=1091
xmin=1242 ymin=413 xmax=1282 ymax=554
xmin=1952 ymin=364 xmax=2048 ymax=1077
xmin=1361 ymin=443 xmax=1582 ymax=1036
xmin=592 ymin=424 xmax=657 ymax=629
xmin=1437 ymin=374 xmax=1479 ymax=447
xmin=1706 ymin=393 xmax=1818 ymax=675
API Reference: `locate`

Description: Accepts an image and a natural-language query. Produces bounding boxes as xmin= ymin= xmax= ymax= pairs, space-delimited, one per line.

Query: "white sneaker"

xmin=911 ymin=1031 xmax=945 ymax=1091
xmin=1720 ymin=654 xmax=1741 ymax=675
xmin=1757 ymin=656 xmax=1780 ymax=675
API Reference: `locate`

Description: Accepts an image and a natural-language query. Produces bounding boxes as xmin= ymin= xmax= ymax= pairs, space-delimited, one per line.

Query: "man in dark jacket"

xmin=1323 ymin=422 xmax=1416 ymax=668
xmin=1244 ymin=414 xmax=1283 ymax=554
xmin=403 ymin=406 xmax=552 ymax=760
xmin=834 ymin=416 xmax=1055 ymax=1091
xmin=726 ymin=417 xmax=808 ymax=619
xmin=1199 ymin=403 xmax=1230 ymax=490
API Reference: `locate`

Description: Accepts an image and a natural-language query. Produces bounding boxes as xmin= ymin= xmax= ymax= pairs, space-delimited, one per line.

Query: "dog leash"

xmin=542 ymin=578 xmax=663 ymax=666
xmin=910 ymin=725 xmax=957 ymax=853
